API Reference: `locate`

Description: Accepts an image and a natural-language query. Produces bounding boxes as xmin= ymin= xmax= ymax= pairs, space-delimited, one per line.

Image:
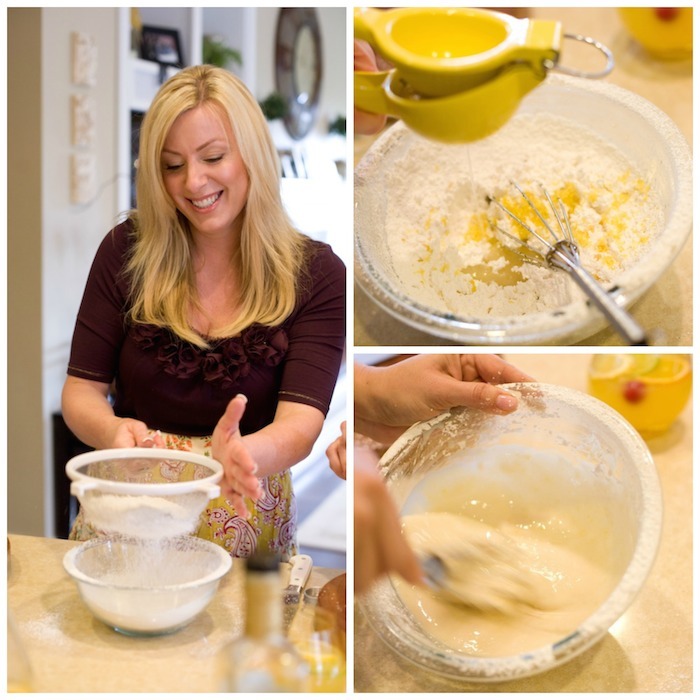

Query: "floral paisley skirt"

xmin=68 ymin=433 xmax=298 ymax=560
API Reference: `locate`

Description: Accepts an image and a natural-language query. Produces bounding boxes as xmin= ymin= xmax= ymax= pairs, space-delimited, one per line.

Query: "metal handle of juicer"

xmin=544 ymin=33 xmax=615 ymax=79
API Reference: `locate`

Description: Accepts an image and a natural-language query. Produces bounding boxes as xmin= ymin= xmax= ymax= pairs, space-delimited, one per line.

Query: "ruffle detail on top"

xmin=129 ymin=323 xmax=288 ymax=388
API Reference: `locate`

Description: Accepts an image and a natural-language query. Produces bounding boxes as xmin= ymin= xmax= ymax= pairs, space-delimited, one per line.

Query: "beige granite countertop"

xmin=354 ymin=7 xmax=692 ymax=347
xmin=354 ymin=353 xmax=692 ymax=692
xmin=7 ymin=535 xmax=342 ymax=693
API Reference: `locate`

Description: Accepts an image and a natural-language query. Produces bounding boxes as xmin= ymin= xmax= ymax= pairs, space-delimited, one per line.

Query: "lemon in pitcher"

xmin=588 ymin=354 xmax=692 ymax=437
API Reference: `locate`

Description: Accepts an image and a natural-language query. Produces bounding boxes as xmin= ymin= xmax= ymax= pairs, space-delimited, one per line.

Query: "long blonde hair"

xmin=125 ymin=65 xmax=307 ymax=347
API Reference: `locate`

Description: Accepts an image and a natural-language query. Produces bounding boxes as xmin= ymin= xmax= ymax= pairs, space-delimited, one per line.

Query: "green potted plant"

xmin=202 ymin=35 xmax=242 ymax=70
xmin=328 ymin=116 xmax=346 ymax=136
xmin=259 ymin=92 xmax=288 ymax=121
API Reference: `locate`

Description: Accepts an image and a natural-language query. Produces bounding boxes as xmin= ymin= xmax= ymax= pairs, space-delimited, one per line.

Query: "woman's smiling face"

xmin=161 ymin=103 xmax=250 ymax=240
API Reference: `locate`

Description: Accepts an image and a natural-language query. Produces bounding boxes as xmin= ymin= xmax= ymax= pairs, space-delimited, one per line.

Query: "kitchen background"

xmin=7 ymin=7 xmax=348 ymax=567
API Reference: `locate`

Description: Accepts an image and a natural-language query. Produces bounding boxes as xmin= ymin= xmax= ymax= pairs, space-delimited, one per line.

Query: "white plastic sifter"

xmin=66 ymin=447 xmax=224 ymax=539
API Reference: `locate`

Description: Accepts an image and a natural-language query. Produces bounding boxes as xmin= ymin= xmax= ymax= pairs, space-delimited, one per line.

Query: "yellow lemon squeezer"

xmin=355 ymin=7 xmax=614 ymax=143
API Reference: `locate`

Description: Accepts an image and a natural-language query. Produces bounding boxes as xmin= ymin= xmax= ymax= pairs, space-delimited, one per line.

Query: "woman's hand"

xmin=62 ymin=376 xmax=165 ymax=450
xmin=354 ymin=444 xmax=424 ymax=594
xmin=110 ymin=418 xmax=166 ymax=449
xmin=354 ymin=39 xmax=388 ymax=135
xmin=326 ymin=421 xmax=347 ymax=480
xmin=212 ymin=395 xmax=263 ymax=519
xmin=355 ymin=354 xmax=535 ymax=444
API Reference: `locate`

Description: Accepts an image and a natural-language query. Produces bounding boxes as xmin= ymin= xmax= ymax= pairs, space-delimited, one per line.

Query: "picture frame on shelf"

xmin=140 ymin=25 xmax=183 ymax=67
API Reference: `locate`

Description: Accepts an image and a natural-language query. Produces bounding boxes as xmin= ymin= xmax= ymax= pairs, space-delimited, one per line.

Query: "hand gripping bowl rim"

xmin=66 ymin=447 xmax=224 ymax=497
xmin=363 ymin=382 xmax=663 ymax=681
xmin=354 ymin=74 xmax=692 ymax=345
xmin=62 ymin=535 xmax=233 ymax=592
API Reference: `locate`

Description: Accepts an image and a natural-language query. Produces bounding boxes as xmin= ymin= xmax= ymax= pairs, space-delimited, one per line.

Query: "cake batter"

xmin=393 ymin=446 xmax=629 ymax=657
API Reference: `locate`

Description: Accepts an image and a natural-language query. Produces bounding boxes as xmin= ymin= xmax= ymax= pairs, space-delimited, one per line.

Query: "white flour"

xmin=381 ymin=112 xmax=664 ymax=317
xmin=80 ymin=492 xmax=208 ymax=539
xmin=65 ymin=538 xmax=230 ymax=634
xmin=21 ymin=612 xmax=70 ymax=648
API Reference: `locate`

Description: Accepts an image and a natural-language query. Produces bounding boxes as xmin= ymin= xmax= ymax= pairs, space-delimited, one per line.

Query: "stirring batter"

xmin=392 ymin=446 xmax=629 ymax=657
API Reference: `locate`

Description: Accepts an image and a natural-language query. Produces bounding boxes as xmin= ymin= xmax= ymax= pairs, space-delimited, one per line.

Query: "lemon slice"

xmin=642 ymin=354 xmax=691 ymax=383
xmin=589 ymin=354 xmax=633 ymax=379
xmin=629 ymin=354 xmax=660 ymax=375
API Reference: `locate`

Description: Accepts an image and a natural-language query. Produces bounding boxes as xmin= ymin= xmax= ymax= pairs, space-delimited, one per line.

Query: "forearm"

xmin=241 ymin=404 xmax=324 ymax=479
xmin=354 ymin=363 xmax=387 ymax=425
xmin=354 ymin=363 xmax=410 ymax=439
xmin=61 ymin=376 xmax=119 ymax=449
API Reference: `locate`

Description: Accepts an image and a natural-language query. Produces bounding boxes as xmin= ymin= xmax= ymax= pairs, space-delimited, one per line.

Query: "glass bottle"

xmin=219 ymin=552 xmax=309 ymax=692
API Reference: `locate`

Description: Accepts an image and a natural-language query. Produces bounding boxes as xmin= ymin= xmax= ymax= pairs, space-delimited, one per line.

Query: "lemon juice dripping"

xmin=459 ymin=146 xmax=527 ymax=288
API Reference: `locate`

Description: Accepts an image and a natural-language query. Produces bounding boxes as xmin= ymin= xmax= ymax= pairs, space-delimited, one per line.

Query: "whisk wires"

xmin=486 ymin=181 xmax=648 ymax=346
xmin=488 ymin=182 xmax=579 ymax=270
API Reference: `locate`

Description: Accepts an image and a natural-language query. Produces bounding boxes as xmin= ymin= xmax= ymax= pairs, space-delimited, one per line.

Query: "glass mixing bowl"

xmin=361 ymin=383 xmax=662 ymax=681
xmin=63 ymin=536 xmax=232 ymax=636
xmin=354 ymin=74 xmax=692 ymax=345
xmin=66 ymin=448 xmax=223 ymax=538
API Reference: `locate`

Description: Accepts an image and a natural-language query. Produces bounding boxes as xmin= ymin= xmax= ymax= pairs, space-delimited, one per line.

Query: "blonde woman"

xmin=62 ymin=65 xmax=346 ymax=558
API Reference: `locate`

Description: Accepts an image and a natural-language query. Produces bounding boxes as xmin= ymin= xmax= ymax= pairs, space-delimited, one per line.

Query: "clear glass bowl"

xmin=354 ymin=75 xmax=692 ymax=345
xmin=361 ymin=383 xmax=662 ymax=681
xmin=63 ymin=536 xmax=232 ymax=636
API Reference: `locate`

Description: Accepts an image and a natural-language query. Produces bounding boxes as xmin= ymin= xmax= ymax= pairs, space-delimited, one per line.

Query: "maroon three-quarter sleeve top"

xmin=67 ymin=221 xmax=346 ymax=437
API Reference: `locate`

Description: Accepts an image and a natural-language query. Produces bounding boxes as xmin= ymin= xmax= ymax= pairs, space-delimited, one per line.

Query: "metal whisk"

xmin=488 ymin=182 xmax=648 ymax=346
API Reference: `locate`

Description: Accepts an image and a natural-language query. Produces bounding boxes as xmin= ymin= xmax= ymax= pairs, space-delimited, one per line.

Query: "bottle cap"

xmin=303 ymin=587 xmax=321 ymax=605
xmin=246 ymin=550 xmax=281 ymax=572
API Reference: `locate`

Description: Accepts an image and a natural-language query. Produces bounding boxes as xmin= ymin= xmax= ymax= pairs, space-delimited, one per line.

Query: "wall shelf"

xmin=117 ymin=7 xmax=201 ymax=212
xmin=127 ymin=58 xmax=180 ymax=113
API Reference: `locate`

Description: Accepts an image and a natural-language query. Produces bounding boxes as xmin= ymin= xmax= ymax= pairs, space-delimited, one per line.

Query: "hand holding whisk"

xmin=489 ymin=183 xmax=648 ymax=346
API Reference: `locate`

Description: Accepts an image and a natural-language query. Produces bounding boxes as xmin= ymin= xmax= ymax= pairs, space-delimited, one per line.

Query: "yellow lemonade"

xmin=588 ymin=354 xmax=692 ymax=436
xmin=296 ymin=639 xmax=346 ymax=692
xmin=288 ymin=605 xmax=345 ymax=693
xmin=619 ymin=8 xmax=692 ymax=60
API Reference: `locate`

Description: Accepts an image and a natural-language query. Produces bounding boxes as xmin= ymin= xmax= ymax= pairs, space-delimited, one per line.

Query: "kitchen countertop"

xmin=7 ymin=534 xmax=343 ymax=693
xmin=354 ymin=7 xmax=692 ymax=347
xmin=354 ymin=353 xmax=692 ymax=692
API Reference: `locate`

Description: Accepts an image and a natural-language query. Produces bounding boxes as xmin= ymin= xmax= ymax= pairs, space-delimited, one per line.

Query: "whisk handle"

xmin=552 ymin=251 xmax=648 ymax=345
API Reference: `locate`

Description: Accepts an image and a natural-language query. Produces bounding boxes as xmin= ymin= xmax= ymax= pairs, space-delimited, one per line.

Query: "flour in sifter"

xmin=382 ymin=112 xmax=664 ymax=318
xmin=80 ymin=492 xmax=209 ymax=539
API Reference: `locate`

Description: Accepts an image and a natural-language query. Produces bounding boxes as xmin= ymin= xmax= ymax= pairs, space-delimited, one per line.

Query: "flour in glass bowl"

xmin=383 ymin=112 xmax=664 ymax=318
